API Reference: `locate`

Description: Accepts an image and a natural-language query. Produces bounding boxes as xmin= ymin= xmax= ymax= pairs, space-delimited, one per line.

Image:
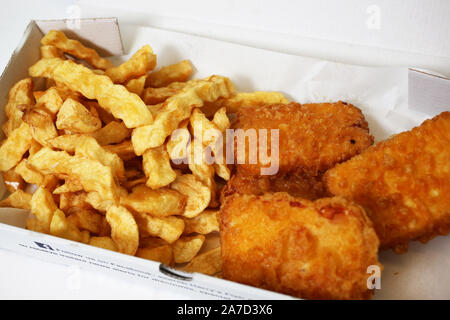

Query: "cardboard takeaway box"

xmin=0 ymin=18 xmax=449 ymax=300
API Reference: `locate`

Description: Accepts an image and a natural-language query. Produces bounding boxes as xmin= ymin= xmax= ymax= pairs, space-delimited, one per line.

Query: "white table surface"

xmin=0 ymin=0 xmax=449 ymax=299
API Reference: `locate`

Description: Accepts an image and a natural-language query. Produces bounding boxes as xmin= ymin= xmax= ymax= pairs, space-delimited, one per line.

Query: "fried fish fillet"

xmin=221 ymin=170 xmax=328 ymax=202
xmin=324 ymin=112 xmax=450 ymax=252
xmin=232 ymin=101 xmax=374 ymax=176
xmin=220 ymin=192 xmax=381 ymax=300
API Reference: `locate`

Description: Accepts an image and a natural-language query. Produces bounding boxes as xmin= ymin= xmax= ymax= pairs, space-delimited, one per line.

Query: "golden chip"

xmin=170 ymin=174 xmax=211 ymax=218
xmin=2 ymin=168 xmax=25 ymax=192
xmin=106 ymin=205 xmax=139 ymax=255
xmin=28 ymin=147 xmax=119 ymax=201
xmin=53 ymin=179 xmax=84 ymax=194
xmin=67 ymin=208 xmax=103 ymax=234
xmin=89 ymin=236 xmax=117 ymax=251
xmin=2 ymin=78 xmax=33 ymax=137
xmin=0 ymin=122 xmax=32 ymax=171
xmin=142 ymin=145 xmax=177 ymax=189
xmin=213 ymin=91 xmax=288 ymax=114
xmin=30 ymin=187 xmax=58 ymax=232
xmin=90 ymin=121 xmax=131 ymax=145
xmin=56 ymin=98 xmax=101 ymax=133
xmin=29 ymin=58 xmax=153 ymax=128
xmin=0 ymin=189 xmax=32 ymax=210
xmin=120 ymin=184 xmax=185 ymax=217
xmin=105 ymin=45 xmax=156 ymax=84
xmin=132 ymin=75 xmax=235 ymax=155
xmin=50 ymin=209 xmax=90 ymax=243
xmin=103 ymin=140 xmax=136 ymax=161
xmin=134 ymin=212 xmax=184 ymax=244
xmin=147 ymin=60 xmax=192 ymax=88
xmin=41 ymin=30 xmax=112 ymax=70
xmin=136 ymin=245 xmax=173 ymax=265
xmin=125 ymin=75 xmax=147 ymax=96
xmin=173 ymin=235 xmax=205 ymax=264
xmin=34 ymin=87 xmax=64 ymax=116
xmin=183 ymin=210 xmax=219 ymax=235
xmin=40 ymin=45 xmax=65 ymax=59
xmin=181 ymin=247 xmax=222 ymax=276
xmin=59 ymin=191 xmax=90 ymax=211
xmin=23 ymin=107 xmax=58 ymax=146
xmin=142 ymin=81 xmax=187 ymax=105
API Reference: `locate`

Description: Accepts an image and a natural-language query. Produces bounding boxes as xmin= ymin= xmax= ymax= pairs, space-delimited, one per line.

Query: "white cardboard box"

xmin=0 ymin=17 xmax=449 ymax=299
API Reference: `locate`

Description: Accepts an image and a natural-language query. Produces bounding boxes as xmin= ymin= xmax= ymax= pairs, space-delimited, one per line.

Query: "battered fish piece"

xmin=325 ymin=112 xmax=450 ymax=252
xmin=233 ymin=101 xmax=374 ymax=176
xmin=221 ymin=171 xmax=328 ymax=202
xmin=220 ymin=193 xmax=381 ymax=300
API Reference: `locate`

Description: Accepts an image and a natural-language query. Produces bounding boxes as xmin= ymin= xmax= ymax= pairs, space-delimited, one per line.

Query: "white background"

xmin=0 ymin=0 xmax=449 ymax=299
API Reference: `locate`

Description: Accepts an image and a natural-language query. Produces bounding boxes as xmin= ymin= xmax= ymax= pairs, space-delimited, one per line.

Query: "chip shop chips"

xmin=0 ymin=30 xmax=268 ymax=278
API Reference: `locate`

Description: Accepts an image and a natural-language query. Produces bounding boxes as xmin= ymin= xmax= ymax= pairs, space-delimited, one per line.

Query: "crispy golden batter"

xmin=221 ymin=171 xmax=328 ymax=202
xmin=233 ymin=101 xmax=374 ymax=176
xmin=325 ymin=112 xmax=450 ymax=252
xmin=220 ymin=193 xmax=381 ymax=300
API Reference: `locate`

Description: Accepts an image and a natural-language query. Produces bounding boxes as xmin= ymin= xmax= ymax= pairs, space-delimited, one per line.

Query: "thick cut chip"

xmin=26 ymin=218 xmax=48 ymax=233
xmin=67 ymin=208 xmax=103 ymax=234
xmin=172 ymin=235 xmax=205 ymax=264
xmin=89 ymin=236 xmax=117 ymax=251
xmin=143 ymin=146 xmax=177 ymax=189
xmin=40 ymin=45 xmax=65 ymax=59
xmin=106 ymin=205 xmax=139 ymax=255
xmin=90 ymin=121 xmax=131 ymax=145
xmin=142 ymin=81 xmax=187 ymax=105
xmin=187 ymin=140 xmax=218 ymax=208
xmin=136 ymin=245 xmax=173 ymax=265
xmin=170 ymin=174 xmax=211 ymax=218
xmin=190 ymin=108 xmax=230 ymax=180
xmin=147 ymin=60 xmax=192 ymax=88
xmin=85 ymin=100 xmax=115 ymax=125
xmin=47 ymin=134 xmax=83 ymax=153
xmin=210 ymin=91 xmax=288 ymax=114
xmin=59 ymin=191 xmax=90 ymax=211
xmin=134 ymin=212 xmax=184 ymax=244
xmin=2 ymin=169 xmax=25 ymax=192
xmin=103 ymin=140 xmax=136 ymax=161
xmin=41 ymin=30 xmax=112 ymax=70
xmin=28 ymin=148 xmax=119 ymax=201
xmin=2 ymin=78 xmax=33 ymax=136
xmin=14 ymin=159 xmax=48 ymax=186
xmin=181 ymin=247 xmax=222 ymax=276
xmin=23 ymin=107 xmax=58 ymax=146
xmin=50 ymin=209 xmax=90 ymax=243
xmin=30 ymin=187 xmax=58 ymax=232
xmin=29 ymin=58 xmax=153 ymax=128
xmin=105 ymin=45 xmax=156 ymax=84
xmin=53 ymin=179 xmax=84 ymax=194
xmin=85 ymin=191 xmax=118 ymax=213
xmin=125 ymin=75 xmax=146 ymax=96
xmin=132 ymin=75 xmax=235 ymax=155
xmin=0 ymin=122 xmax=32 ymax=171
xmin=166 ymin=119 xmax=190 ymax=161
xmin=0 ymin=189 xmax=32 ymax=210
xmin=74 ymin=135 xmax=125 ymax=180
xmin=35 ymin=87 xmax=63 ymax=116
xmin=183 ymin=210 xmax=219 ymax=235
xmin=120 ymin=184 xmax=185 ymax=217
xmin=56 ymin=98 xmax=101 ymax=133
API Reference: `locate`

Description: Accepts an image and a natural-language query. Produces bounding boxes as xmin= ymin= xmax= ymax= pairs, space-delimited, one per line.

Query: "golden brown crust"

xmin=221 ymin=171 xmax=328 ymax=202
xmin=324 ymin=112 xmax=450 ymax=252
xmin=220 ymin=192 xmax=381 ymax=299
xmin=233 ymin=101 xmax=374 ymax=176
